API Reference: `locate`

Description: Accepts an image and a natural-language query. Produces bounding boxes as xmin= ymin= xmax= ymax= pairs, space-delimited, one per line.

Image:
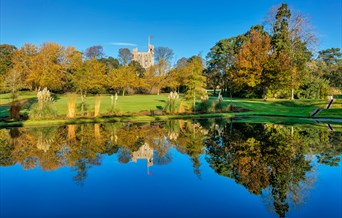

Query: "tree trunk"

xmin=263 ymin=87 xmax=267 ymax=101
xmin=80 ymin=89 xmax=84 ymax=115
xmin=122 ymin=89 xmax=125 ymax=96
xmin=291 ymin=88 xmax=294 ymax=100
xmin=193 ymin=91 xmax=196 ymax=112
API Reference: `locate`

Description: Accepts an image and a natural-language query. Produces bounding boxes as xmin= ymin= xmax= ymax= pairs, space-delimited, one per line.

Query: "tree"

xmin=269 ymin=3 xmax=313 ymax=99
xmin=28 ymin=42 xmax=66 ymax=91
xmin=10 ymin=43 xmax=39 ymax=90
xmin=61 ymin=47 xmax=83 ymax=92
xmin=118 ymin=48 xmax=132 ymax=66
xmin=0 ymin=44 xmax=17 ymax=91
xmin=155 ymin=47 xmax=174 ymax=64
xmin=107 ymin=65 xmax=138 ymax=96
xmin=184 ymin=56 xmax=206 ymax=110
xmin=129 ymin=60 xmax=145 ymax=77
xmin=318 ymin=48 xmax=342 ymax=66
xmin=73 ymin=58 xmax=106 ymax=94
xmin=84 ymin=45 xmax=104 ymax=59
xmin=206 ymin=34 xmax=247 ymax=97
xmin=235 ymin=29 xmax=280 ymax=99
xmin=306 ymin=48 xmax=342 ymax=93
xmin=99 ymin=57 xmax=120 ymax=73
xmin=175 ymin=57 xmax=188 ymax=69
xmin=155 ymin=47 xmax=174 ymax=75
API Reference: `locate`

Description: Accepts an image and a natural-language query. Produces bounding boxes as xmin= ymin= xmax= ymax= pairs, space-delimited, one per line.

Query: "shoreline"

xmin=1 ymin=112 xmax=342 ymax=128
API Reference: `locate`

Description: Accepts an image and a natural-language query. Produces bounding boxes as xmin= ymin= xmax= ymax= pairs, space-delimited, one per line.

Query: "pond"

xmin=0 ymin=119 xmax=341 ymax=218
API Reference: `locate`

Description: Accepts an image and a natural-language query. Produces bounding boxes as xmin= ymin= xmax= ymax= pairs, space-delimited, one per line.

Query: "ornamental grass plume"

xmin=165 ymin=91 xmax=179 ymax=113
xmin=110 ymin=93 xmax=119 ymax=114
xmin=215 ymin=91 xmax=224 ymax=112
xmin=31 ymin=87 xmax=57 ymax=119
xmin=199 ymin=93 xmax=210 ymax=112
xmin=37 ymin=87 xmax=54 ymax=109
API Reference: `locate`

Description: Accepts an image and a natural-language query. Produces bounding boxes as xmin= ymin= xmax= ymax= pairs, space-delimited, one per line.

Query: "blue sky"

xmin=1 ymin=0 xmax=341 ymax=62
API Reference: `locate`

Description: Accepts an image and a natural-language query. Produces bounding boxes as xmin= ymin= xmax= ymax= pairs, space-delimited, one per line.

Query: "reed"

xmin=67 ymin=93 xmax=77 ymax=118
xmin=94 ymin=95 xmax=102 ymax=117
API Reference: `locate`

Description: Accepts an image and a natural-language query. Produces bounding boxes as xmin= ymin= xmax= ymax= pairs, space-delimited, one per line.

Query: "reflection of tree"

xmin=176 ymin=121 xmax=208 ymax=178
xmin=154 ymin=151 xmax=172 ymax=165
xmin=205 ymin=123 xmax=337 ymax=218
xmin=0 ymin=129 xmax=15 ymax=166
xmin=118 ymin=149 xmax=131 ymax=164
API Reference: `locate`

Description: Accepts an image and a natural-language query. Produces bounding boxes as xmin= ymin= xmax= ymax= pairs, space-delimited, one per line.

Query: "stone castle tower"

xmin=132 ymin=43 xmax=154 ymax=69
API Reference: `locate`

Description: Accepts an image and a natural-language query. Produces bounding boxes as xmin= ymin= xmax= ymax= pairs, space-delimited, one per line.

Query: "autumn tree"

xmin=234 ymin=29 xmax=274 ymax=99
xmin=61 ymin=47 xmax=83 ymax=91
xmin=73 ymin=58 xmax=106 ymax=94
xmin=107 ymin=65 xmax=138 ymax=96
xmin=10 ymin=43 xmax=39 ymax=90
xmin=0 ymin=44 xmax=17 ymax=91
xmin=29 ymin=42 xmax=67 ymax=91
xmin=72 ymin=58 xmax=106 ymax=113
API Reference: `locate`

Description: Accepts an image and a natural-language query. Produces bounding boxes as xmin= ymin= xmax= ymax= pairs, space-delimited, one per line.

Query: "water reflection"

xmin=0 ymin=120 xmax=341 ymax=217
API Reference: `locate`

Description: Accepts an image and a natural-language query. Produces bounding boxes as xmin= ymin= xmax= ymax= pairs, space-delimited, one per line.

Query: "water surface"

xmin=0 ymin=119 xmax=341 ymax=218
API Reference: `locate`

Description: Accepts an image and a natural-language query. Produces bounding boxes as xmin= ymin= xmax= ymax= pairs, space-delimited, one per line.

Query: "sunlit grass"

xmin=0 ymin=91 xmax=341 ymax=119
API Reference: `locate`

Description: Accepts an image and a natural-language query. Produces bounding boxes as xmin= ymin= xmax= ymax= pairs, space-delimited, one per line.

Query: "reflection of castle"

xmin=132 ymin=43 xmax=154 ymax=69
xmin=131 ymin=143 xmax=154 ymax=167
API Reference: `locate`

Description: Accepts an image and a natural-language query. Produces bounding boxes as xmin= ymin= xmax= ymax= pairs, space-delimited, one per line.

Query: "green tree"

xmin=99 ymin=57 xmax=120 ymax=73
xmin=129 ymin=60 xmax=145 ymax=77
xmin=270 ymin=3 xmax=313 ymax=99
xmin=318 ymin=48 xmax=342 ymax=90
xmin=184 ymin=56 xmax=206 ymax=110
xmin=206 ymin=35 xmax=246 ymax=97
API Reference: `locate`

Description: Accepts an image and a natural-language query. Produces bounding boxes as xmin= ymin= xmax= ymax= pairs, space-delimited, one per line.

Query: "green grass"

xmin=1 ymin=91 xmax=341 ymax=122
xmin=227 ymin=98 xmax=340 ymax=118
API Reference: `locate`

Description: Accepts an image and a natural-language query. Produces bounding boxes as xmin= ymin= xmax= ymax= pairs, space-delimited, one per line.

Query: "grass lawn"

xmin=1 ymin=91 xmax=341 ymax=120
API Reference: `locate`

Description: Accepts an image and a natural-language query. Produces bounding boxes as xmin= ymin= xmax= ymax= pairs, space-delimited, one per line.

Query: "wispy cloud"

xmin=108 ymin=42 xmax=137 ymax=47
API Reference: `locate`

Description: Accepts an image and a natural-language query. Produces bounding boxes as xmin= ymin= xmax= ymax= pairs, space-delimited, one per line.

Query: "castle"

xmin=132 ymin=43 xmax=154 ymax=69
